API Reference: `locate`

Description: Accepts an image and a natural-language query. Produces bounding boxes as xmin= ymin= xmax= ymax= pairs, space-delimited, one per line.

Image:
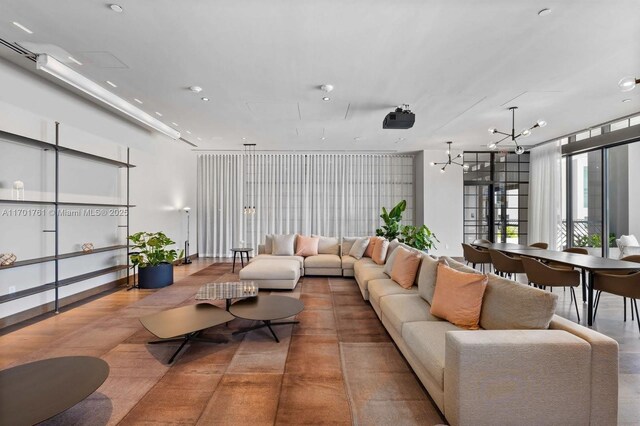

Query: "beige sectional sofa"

xmin=352 ymin=242 xmax=618 ymax=426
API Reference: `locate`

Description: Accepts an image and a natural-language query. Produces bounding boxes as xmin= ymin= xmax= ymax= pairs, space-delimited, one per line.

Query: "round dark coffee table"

xmin=0 ymin=356 xmax=109 ymax=425
xmin=229 ymin=295 xmax=304 ymax=342
xmin=231 ymin=247 xmax=253 ymax=272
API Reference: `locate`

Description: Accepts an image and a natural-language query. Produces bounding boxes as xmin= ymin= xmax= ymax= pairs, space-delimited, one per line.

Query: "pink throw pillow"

xmin=390 ymin=247 xmax=422 ymax=288
xmin=372 ymin=239 xmax=389 ymax=265
xmin=295 ymin=235 xmax=319 ymax=257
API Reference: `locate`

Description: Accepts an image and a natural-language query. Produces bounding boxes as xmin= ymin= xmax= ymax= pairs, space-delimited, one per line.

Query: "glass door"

xmin=570 ymin=151 xmax=603 ymax=256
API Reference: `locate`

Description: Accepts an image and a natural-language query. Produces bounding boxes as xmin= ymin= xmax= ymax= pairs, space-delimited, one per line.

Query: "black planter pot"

xmin=138 ymin=263 xmax=174 ymax=289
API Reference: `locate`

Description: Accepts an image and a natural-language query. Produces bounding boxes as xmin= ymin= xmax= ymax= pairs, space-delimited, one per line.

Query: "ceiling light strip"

xmin=36 ymin=54 xmax=180 ymax=139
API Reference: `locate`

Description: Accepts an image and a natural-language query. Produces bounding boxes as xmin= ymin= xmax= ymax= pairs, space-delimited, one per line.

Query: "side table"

xmin=231 ymin=247 xmax=253 ymax=272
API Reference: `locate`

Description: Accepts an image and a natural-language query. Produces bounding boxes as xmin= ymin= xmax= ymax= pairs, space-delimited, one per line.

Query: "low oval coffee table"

xmin=229 ymin=295 xmax=304 ymax=343
xmin=0 ymin=356 xmax=109 ymax=425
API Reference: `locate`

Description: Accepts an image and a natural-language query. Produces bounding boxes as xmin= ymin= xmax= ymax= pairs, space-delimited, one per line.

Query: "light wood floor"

xmin=0 ymin=258 xmax=640 ymax=425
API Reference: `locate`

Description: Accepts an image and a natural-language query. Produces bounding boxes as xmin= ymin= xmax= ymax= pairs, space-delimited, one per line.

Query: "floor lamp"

xmin=182 ymin=207 xmax=192 ymax=264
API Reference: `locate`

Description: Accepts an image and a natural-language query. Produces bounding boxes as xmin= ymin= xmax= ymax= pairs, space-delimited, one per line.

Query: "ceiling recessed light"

xmin=110 ymin=4 xmax=123 ymax=12
xmin=242 ymin=137 xmax=247 ymax=140
xmin=106 ymin=80 xmax=117 ymax=88
xmin=201 ymin=97 xmax=210 ymax=102
xmin=189 ymin=86 xmax=203 ymax=93
xmin=320 ymin=84 xmax=334 ymax=93
xmin=12 ymin=21 xmax=33 ymax=34
xmin=171 ymin=122 xmax=179 ymax=126
xmin=354 ymin=137 xmax=361 ymax=141
xmin=186 ymin=130 xmax=192 ymax=134
xmin=322 ymin=97 xmax=330 ymax=101
xmin=321 ymin=137 xmax=326 ymax=140
xmin=67 ymin=56 xmax=82 ymax=65
xmin=538 ymin=8 xmax=551 ymax=16
xmin=155 ymin=111 xmax=163 ymax=117
xmin=622 ymin=99 xmax=632 ymax=103
xmin=133 ymin=98 xmax=143 ymax=104
xmin=197 ymin=137 xmax=202 ymax=141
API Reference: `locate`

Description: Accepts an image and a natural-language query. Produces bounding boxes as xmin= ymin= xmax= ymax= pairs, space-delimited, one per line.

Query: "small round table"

xmin=0 ymin=356 xmax=109 ymax=425
xmin=231 ymin=247 xmax=253 ymax=272
xmin=229 ymin=295 xmax=304 ymax=342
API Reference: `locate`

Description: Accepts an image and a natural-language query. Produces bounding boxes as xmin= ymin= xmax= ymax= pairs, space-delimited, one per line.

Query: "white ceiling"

xmin=1 ymin=0 xmax=639 ymax=152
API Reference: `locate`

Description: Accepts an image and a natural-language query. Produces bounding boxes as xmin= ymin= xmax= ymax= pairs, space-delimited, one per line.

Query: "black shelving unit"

xmin=0 ymin=124 xmax=135 ymax=314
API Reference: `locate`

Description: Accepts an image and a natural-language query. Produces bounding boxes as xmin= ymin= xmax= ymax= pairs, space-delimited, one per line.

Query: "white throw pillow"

xmin=272 ymin=234 xmax=296 ymax=256
xmin=348 ymin=237 xmax=370 ymax=260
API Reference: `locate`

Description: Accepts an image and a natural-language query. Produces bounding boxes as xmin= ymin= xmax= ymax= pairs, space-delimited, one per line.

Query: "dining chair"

xmin=521 ymin=256 xmax=581 ymax=322
xmin=488 ymin=249 xmax=525 ymax=280
xmin=472 ymin=238 xmax=492 ymax=245
xmin=529 ymin=242 xmax=549 ymax=249
xmin=593 ymin=270 xmax=640 ymax=333
xmin=461 ymin=243 xmax=492 ymax=273
xmin=548 ymin=247 xmax=589 ymax=301
xmin=593 ymin=255 xmax=640 ymax=324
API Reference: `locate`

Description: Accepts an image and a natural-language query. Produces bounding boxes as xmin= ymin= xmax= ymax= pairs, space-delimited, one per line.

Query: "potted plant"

xmin=128 ymin=231 xmax=184 ymax=289
xmin=401 ymin=224 xmax=440 ymax=253
xmin=375 ymin=200 xmax=406 ymax=241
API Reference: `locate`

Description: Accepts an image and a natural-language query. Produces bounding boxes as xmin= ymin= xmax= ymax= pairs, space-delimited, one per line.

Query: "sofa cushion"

xmin=355 ymin=264 xmax=388 ymax=290
xmin=349 ymin=237 xmax=370 ymax=260
xmin=380 ymin=294 xmax=443 ymax=336
xmin=417 ymin=254 xmax=441 ymax=304
xmin=295 ymin=235 xmax=319 ymax=257
xmin=251 ymin=254 xmax=304 ymax=269
xmin=372 ymin=239 xmax=389 ymax=265
xmin=368 ymin=279 xmax=418 ymax=308
xmin=430 ymin=263 xmax=488 ymax=330
xmin=341 ymin=255 xmax=356 ymax=270
xmin=353 ymin=257 xmax=377 ymax=275
xmin=273 ymin=234 xmax=296 ymax=256
xmin=385 ymin=239 xmax=401 ymax=262
xmin=342 ymin=237 xmax=361 ymax=256
xmin=479 ymin=273 xmax=558 ymax=330
xmin=313 ymin=235 xmax=340 ymax=256
xmin=304 ymin=254 xmax=341 ymax=269
xmin=403 ymin=321 xmax=463 ymax=389
xmin=391 ymin=247 xmax=423 ymax=289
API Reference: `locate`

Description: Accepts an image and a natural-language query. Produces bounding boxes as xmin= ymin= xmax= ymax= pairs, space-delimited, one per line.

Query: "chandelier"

xmin=430 ymin=141 xmax=469 ymax=173
xmin=487 ymin=106 xmax=546 ymax=155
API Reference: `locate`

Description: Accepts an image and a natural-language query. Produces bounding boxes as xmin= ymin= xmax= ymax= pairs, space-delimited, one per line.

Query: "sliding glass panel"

xmin=571 ymin=152 xmax=603 ymax=256
xmin=607 ymin=142 xmax=639 ymax=259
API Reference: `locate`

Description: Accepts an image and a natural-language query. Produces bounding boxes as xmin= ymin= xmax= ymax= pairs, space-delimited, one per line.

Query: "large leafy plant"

xmin=128 ymin=231 xmax=184 ymax=268
xmin=375 ymin=200 xmax=406 ymax=241
xmin=401 ymin=225 xmax=440 ymax=252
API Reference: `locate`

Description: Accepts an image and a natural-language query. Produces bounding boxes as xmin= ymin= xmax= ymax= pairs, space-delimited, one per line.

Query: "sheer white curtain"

xmin=528 ymin=141 xmax=562 ymax=250
xmin=198 ymin=153 xmax=414 ymax=256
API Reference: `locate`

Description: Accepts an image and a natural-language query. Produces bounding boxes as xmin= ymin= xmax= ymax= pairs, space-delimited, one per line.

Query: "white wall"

xmin=0 ymin=58 xmax=197 ymax=320
xmin=416 ymin=150 xmax=463 ymax=257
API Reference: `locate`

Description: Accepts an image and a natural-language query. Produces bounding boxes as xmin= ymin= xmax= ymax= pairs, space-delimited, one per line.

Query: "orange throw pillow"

xmin=430 ymin=263 xmax=488 ymax=330
xmin=372 ymin=239 xmax=389 ymax=265
xmin=390 ymin=247 xmax=422 ymax=288
xmin=295 ymin=235 xmax=319 ymax=257
xmin=364 ymin=236 xmax=378 ymax=258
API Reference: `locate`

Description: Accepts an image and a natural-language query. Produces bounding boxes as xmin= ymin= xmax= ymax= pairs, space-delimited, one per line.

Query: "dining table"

xmin=471 ymin=242 xmax=640 ymax=326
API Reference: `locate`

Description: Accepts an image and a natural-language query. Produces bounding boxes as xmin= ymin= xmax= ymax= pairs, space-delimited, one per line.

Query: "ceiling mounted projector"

xmin=383 ymin=105 xmax=415 ymax=129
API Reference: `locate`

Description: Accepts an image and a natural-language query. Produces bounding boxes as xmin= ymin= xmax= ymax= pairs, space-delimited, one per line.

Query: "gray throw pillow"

xmin=313 ymin=235 xmax=340 ymax=255
xmin=348 ymin=237 xmax=370 ymax=260
xmin=341 ymin=237 xmax=359 ymax=256
xmin=385 ymin=239 xmax=401 ymax=262
xmin=272 ymin=234 xmax=296 ymax=256
xmin=417 ymin=255 xmax=443 ymax=304
xmin=264 ymin=234 xmax=274 ymax=254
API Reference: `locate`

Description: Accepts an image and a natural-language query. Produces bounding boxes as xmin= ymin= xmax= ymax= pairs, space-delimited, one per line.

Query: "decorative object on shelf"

xmin=128 ymin=231 xmax=184 ymax=289
xmin=12 ymin=180 xmax=24 ymax=200
xmin=618 ymin=76 xmax=639 ymax=92
xmin=375 ymin=200 xmax=406 ymax=241
xmin=0 ymin=253 xmax=17 ymax=266
xmin=35 ymin=54 xmax=180 ymax=140
xmin=430 ymin=141 xmax=469 ymax=173
xmin=81 ymin=243 xmax=94 ymax=252
xmin=486 ymin=106 xmax=547 ymax=155
xmin=182 ymin=207 xmax=192 ymax=265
